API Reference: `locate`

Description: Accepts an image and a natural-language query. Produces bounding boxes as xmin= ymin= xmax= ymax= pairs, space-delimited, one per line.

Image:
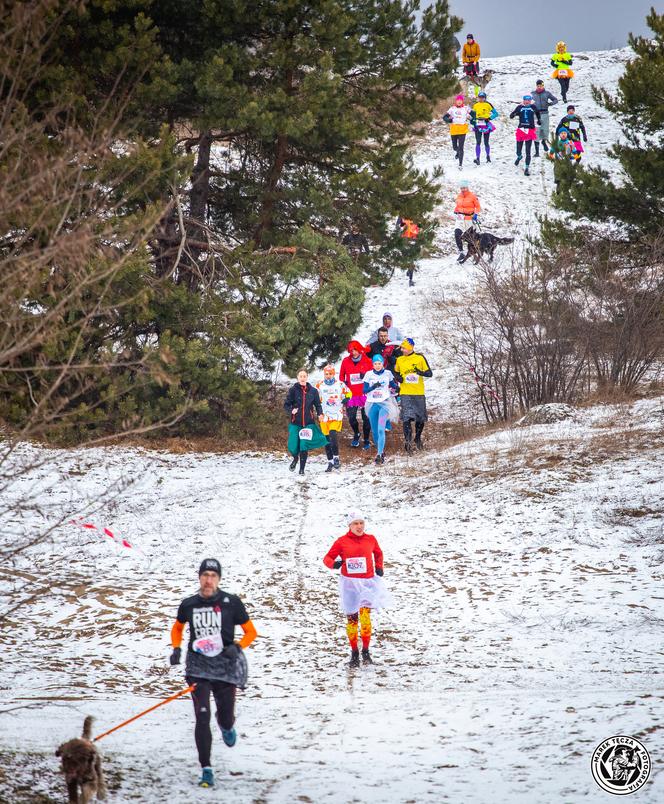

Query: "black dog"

xmin=461 ymin=229 xmax=514 ymax=263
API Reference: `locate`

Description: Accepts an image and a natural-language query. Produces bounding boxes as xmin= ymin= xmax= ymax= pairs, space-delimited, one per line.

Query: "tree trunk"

xmin=253 ymin=69 xmax=294 ymax=247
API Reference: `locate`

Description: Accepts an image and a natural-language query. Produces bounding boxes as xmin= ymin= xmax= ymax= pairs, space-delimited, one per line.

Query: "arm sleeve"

xmin=238 ymin=619 xmax=257 ymax=649
xmin=509 ymin=106 xmax=518 ymax=119
xmin=580 ymin=120 xmax=587 ymax=137
xmin=549 ymin=93 xmax=559 ymax=106
xmin=419 ymin=355 xmax=433 ymax=377
xmin=474 ymin=196 xmax=481 ymax=214
xmin=313 ymin=388 xmax=323 ymax=416
xmin=284 ymin=386 xmax=294 ymax=413
xmin=323 ymin=538 xmax=342 ymax=569
xmin=373 ymin=538 xmax=384 ymax=572
xmin=171 ymin=620 xmax=185 ymax=648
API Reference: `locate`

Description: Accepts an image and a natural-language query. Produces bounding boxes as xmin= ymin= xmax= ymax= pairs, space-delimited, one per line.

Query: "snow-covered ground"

xmin=2 ymin=48 xmax=663 ymax=804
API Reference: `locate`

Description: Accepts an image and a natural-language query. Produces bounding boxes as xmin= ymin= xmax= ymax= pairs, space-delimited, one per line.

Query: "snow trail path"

xmin=2 ymin=48 xmax=664 ymax=804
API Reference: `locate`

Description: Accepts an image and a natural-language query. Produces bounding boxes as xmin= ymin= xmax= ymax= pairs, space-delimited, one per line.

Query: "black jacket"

xmin=367 ymin=340 xmax=401 ymax=372
xmin=342 ymin=232 xmax=369 ymax=254
xmin=556 ymin=113 xmax=587 ymax=142
xmin=284 ymin=382 xmax=323 ymax=427
xmin=510 ymin=104 xmax=542 ymax=129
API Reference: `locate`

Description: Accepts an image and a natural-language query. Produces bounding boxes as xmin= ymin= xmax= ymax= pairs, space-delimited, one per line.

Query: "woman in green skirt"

xmin=284 ymin=369 xmax=328 ymax=475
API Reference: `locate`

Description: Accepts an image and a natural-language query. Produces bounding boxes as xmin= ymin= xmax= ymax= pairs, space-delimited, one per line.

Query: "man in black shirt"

xmin=170 ymin=558 xmax=257 ymax=788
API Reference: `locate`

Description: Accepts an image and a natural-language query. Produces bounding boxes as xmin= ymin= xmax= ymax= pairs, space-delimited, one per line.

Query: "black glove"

xmin=333 ymin=559 xmax=343 ymax=569
xmin=223 ymin=643 xmax=240 ymax=660
xmin=370 ymin=382 xmax=380 ymax=391
xmin=375 ymin=568 xmax=384 ymax=577
xmin=169 ymin=647 xmax=181 ymax=666
xmin=583 ymin=136 xmax=588 ymax=142
xmin=415 ymin=368 xmax=425 ymax=376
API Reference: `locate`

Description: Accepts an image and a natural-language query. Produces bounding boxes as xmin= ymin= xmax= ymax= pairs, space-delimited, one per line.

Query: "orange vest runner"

xmin=401 ymin=219 xmax=419 ymax=239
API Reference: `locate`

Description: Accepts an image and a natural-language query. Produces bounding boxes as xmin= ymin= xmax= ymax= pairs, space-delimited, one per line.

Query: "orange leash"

xmin=93 ymin=684 xmax=196 ymax=742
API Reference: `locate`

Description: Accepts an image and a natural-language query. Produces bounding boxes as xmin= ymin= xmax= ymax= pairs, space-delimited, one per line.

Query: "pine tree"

xmin=553 ymin=9 xmax=664 ymax=236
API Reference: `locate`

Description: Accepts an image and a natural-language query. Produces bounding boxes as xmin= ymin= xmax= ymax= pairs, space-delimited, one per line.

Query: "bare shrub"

xmin=432 ymin=234 xmax=664 ymax=423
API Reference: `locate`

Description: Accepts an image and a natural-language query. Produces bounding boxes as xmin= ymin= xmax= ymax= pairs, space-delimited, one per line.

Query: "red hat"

xmin=347 ymin=340 xmax=368 ymax=354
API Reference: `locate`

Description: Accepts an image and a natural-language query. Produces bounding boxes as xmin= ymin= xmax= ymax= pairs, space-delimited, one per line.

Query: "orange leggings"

xmin=346 ymin=607 xmax=371 ymax=650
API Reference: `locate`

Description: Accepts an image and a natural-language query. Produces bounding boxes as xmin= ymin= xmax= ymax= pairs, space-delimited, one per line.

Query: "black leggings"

xmin=188 ymin=677 xmax=236 ymax=767
xmin=403 ymin=420 xmax=426 ymax=441
xmin=325 ymin=429 xmax=339 ymax=460
xmin=474 ymin=130 xmax=491 ymax=151
xmin=451 ymin=134 xmax=466 ymax=165
xmin=557 ymin=77 xmax=570 ymax=101
xmin=347 ymin=405 xmax=370 ymax=440
xmin=516 ymin=139 xmax=534 ymax=165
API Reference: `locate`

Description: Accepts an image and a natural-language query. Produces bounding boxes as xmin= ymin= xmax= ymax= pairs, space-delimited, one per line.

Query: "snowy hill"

xmin=3 ymin=48 xmax=664 ymax=804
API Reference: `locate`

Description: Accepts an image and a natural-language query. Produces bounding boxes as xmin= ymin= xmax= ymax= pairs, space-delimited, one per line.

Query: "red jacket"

xmin=339 ymin=354 xmax=373 ymax=397
xmin=323 ymin=531 xmax=384 ymax=579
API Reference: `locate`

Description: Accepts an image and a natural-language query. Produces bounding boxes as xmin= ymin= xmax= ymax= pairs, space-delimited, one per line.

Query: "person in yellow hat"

xmin=393 ymin=338 xmax=433 ymax=452
xmin=550 ymin=41 xmax=574 ymax=102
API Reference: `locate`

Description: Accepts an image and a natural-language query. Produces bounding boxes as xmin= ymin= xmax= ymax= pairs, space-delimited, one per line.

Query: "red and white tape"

xmin=70 ymin=517 xmax=134 ymax=549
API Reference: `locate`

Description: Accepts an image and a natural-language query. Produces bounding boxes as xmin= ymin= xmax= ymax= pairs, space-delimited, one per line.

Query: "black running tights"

xmin=188 ymin=677 xmax=236 ymax=767
xmin=451 ymin=134 xmax=466 ymax=165
xmin=325 ymin=429 xmax=339 ymax=460
xmin=347 ymin=405 xmax=370 ymax=440
xmin=516 ymin=139 xmax=533 ymax=165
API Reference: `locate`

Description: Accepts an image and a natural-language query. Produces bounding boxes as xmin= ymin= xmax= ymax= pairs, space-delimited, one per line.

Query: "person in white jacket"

xmin=369 ymin=312 xmax=404 ymax=344
xmin=443 ymin=94 xmax=471 ymax=169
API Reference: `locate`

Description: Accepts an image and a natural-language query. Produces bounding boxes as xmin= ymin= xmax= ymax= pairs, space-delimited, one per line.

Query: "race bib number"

xmin=372 ymin=389 xmax=384 ymax=399
xmin=568 ymin=120 xmax=579 ymax=130
xmin=299 ymin=428 xmax=313 ymax=440
xmin=346 ymin=556 xmax=367 ymax=574
xmin=558 ymin=69 xmax=568 ymax=78
xmin=405 ymin=373 xmax=419 ymax=384
xmin=192 ymin=633 xmax=223 ymax=657
xmin=349 ymin=373 xmax=362 ymax=384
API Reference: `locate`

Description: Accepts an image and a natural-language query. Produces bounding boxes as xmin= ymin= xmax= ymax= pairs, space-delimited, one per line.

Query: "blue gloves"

xmin=472 ymin=213 xmax=479 ymax=223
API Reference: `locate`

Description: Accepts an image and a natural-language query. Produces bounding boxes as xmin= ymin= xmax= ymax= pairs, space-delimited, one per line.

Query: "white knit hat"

xmin=347 ymin=510 xmax=365 ymax=526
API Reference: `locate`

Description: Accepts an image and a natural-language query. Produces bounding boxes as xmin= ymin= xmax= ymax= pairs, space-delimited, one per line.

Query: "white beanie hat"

xmin=347 ymin=510 xmax=365 ymax=526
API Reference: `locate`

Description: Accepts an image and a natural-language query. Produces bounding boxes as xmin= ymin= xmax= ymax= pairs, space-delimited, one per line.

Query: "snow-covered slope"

xmin=3 ymin=48 xmax=663 ymax=804
xmin=361 ymin=47 xmax=632 ymax=420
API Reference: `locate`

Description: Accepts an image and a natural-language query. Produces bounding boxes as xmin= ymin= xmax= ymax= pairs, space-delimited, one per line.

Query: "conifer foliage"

xmin=3 ymin=0 xmax=461 ymax=440
xmin=554 ymin=9 xmax=664 ymax=236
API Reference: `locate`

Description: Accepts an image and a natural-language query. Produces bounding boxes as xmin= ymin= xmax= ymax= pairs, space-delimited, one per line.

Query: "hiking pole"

xmin=93 ymin=683 xmax=196 ymax=742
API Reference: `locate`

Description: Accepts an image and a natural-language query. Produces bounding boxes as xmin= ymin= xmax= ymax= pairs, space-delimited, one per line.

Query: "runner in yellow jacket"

xmin=393 ymin=338 xmax=433 ymax=452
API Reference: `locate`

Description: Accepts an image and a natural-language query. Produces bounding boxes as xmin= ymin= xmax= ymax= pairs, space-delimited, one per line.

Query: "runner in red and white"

xmin=339 ymin=341 xmax=373 ymax=449
xmin=323 ymin=512 xmax=393 ymax=667
xmin=315 ymin=365 xmax=351 ymax=472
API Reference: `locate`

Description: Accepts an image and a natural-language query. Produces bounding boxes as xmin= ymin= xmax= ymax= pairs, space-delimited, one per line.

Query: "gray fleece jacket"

xmin=531 ymin=90 xmax=558 ymax=112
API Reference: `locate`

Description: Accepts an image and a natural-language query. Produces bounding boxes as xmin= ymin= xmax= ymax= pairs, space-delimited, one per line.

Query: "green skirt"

xmin=288 ymin=422 xmax=328 ymax=456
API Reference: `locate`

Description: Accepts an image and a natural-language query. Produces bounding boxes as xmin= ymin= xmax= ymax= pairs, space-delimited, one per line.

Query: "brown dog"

xmin=55 ymin=716 xmax=107 ymax=803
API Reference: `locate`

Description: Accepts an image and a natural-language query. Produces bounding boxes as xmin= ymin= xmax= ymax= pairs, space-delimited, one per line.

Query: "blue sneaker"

xmin=222 ymin=727 xmax=237 ymax=747
xmin=199 ymin=767 xmax=214 ymax=788
xmin=362 ymin=440 xmax=371 ymax=451
xmin=350 ymin=436 xmax=360 ymax=448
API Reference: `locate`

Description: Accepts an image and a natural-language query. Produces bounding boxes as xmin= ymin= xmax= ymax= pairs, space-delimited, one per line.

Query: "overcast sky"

xmin=442 ymin=0 xmax=654 ymax=57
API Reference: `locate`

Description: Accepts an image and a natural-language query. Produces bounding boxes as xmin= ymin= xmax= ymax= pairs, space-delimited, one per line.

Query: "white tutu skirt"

xmin=338 ymin=574 xmax=394 ymax=614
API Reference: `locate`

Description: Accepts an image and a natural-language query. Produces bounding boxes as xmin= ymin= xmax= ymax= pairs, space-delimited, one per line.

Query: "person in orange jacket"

xmin=323 ymin=512 xmax=393 ymax=667
xmin=453 ymin=179 xmax=481 ymax=263
xmin=462 ymin=33 xmax=481 ymax=79
xmin=169 ymin=558 xmax=257 ymax=788
xmin=397 ymin=216 xmax=421 ymax=285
